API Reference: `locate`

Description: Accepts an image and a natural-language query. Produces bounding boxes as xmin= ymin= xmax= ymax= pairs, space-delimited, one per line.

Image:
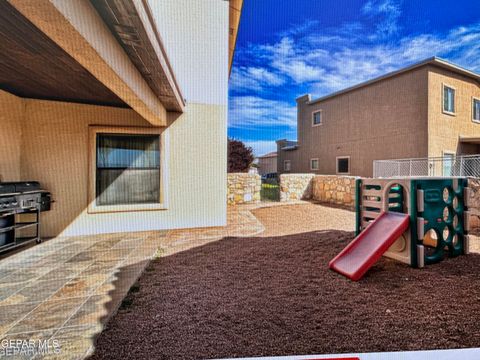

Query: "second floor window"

xmin=443 ymin=85 xmax=455 ymax=114
xmin=473 ymin=98 xmax=480 ymax=122
xmin=312 ymin=111 xmax=322 ymax=126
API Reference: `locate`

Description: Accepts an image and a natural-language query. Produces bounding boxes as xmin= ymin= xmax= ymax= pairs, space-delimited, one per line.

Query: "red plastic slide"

xmin=329 ymin=211 xmax=410 ymax=281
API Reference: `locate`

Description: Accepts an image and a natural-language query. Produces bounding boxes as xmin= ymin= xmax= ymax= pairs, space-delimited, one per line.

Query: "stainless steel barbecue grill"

xmin=0 ymin=181 xmax=52 ymax=254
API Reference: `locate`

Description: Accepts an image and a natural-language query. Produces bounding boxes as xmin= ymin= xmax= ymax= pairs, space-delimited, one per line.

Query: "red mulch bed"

xmin=91 ymin=229 xmax=480 ymax=359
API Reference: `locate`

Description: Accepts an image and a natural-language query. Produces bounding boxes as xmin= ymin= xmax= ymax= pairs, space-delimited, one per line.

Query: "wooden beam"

xmin=90 ymin=0 xmax=184 ymax=112
xmin=8 ymin=0 xmax=168 ymax=126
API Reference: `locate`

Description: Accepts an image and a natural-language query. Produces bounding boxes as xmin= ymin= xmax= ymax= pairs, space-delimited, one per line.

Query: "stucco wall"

xmin=0 ymin=90 xmax=23 ymax=181
xmin=278 ymin=66 xmax=430 ymax=177
xmin=427 ymin=66 xmax=480 ymax=164
xmin=227 ymin=173 xmax=261 ymax=205
xmin=18 ymin=99 xmax=226 ymax=237
xmin=148 ymin=0 xmax=229 ymax=106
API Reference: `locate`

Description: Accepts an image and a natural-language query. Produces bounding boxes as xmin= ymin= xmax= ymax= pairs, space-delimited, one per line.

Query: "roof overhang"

xmin=7 ymin=0 xmax=185 ymax=126
xmin=229 ymin=0 xmax=243 ymax=74
xmin=459 ymin=136 xmax=480 ymax=144
xmin=90 ymin=0 xmax=184 ymax=112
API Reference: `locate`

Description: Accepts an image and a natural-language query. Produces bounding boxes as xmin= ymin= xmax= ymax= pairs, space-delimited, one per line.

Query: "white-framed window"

xmin=336 ymin=156 xmax=350 ymax=174
xmin=88 ymin=126 xmax=167 ymax=213
xmin=473 ymin=97 xmax=480 ymax=123
xmin=312 ymin=110 xmax=322 ymax=126
xmin=310 ymin=158 xmax=319 ymax=170
xmin=442 ymin=151 xmax=455 ymax=177
xmin=284 ymin=160 xmax=291 ymax=171
xmin=442 ymin=84 xmax=456 ymax=115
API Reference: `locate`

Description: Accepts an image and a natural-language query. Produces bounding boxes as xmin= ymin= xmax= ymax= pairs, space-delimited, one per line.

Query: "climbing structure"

xmin=330 ymin=177 xmax=471 ymax=281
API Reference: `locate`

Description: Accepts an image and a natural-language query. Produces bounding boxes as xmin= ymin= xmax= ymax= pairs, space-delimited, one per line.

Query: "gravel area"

xmin=91 ymin=203 xmax=480 ymax=359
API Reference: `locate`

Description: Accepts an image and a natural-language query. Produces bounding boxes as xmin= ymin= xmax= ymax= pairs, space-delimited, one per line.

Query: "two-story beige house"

xmin=277 ymin=57 xmax=480 ymax=177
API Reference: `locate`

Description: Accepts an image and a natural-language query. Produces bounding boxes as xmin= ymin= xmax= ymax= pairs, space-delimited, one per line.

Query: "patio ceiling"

xmin=0 ymin=1 xmax=127 ymax=108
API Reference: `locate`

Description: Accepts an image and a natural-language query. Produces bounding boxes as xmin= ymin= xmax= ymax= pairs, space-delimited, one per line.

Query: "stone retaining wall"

xmin=279 ymin=174 xmax=314 ymax=201
xmin=467 ymin=178 xmax=480 ymax=229
xmin=227 ymin=173 xmax=261 ymax=205
xmin=311 ymin=175 xmax=358 ymax=208
xmin=279 ymin=174 xmax=357 ymax=208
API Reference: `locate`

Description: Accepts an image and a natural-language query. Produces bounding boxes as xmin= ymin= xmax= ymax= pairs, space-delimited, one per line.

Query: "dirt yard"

xmin=91 ymin=204 xmax=480 ymax=359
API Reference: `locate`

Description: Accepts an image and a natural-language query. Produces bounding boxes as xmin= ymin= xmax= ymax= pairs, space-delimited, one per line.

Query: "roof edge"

xmin=307 ymin=57 xmax=480 ymax=106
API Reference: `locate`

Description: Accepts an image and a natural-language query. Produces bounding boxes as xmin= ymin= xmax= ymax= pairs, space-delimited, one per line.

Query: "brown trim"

xmin=229 ymin=0 xmax=243 ymax=75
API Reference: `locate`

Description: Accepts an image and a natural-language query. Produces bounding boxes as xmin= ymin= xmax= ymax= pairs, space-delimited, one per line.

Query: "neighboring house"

xmin=0 ymin=0 xmax=242 ymax=237
xmin=277 ymin=57 xmax=480 ymax=177
xmin=257 ymin=151 xmax=277 ymax=175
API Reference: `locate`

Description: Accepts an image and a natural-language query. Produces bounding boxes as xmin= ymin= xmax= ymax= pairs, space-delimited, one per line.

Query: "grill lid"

xmin=0 ymin=181 xmax=42 ymax=194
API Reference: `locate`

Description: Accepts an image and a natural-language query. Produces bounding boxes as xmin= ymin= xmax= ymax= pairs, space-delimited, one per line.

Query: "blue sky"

xmin=228 ymin=0 xmax=480 ymax=156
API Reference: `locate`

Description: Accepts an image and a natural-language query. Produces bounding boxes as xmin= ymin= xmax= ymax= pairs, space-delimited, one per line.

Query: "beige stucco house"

xmin=0 ymin=0 xmax=242 ymax=237
xmin=257 ymin=151 xmax=277 ymax=175
xmin=277 ymin=57 xmax=480 ymax=177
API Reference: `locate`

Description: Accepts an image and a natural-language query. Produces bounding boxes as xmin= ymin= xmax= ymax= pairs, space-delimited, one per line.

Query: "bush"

xmin=228 ymin=138 xmax=254 ymax=173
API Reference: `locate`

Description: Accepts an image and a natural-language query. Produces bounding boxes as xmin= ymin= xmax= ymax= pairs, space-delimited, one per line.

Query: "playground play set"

xmin=329 ymin=177 xmax=473 ymax=281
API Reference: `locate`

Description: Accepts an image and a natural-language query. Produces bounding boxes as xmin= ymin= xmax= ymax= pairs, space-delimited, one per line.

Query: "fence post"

xmin=409 ymin=159 xmax=412 ymax=177
xmin=460 ymin=156 xmax=464 ymax=177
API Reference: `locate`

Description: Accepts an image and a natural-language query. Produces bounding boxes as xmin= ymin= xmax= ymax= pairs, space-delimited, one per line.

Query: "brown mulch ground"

xmin=91 ymin=204 xmax=480 ymax=359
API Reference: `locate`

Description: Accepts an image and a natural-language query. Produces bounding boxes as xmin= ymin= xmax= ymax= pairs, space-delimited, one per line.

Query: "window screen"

xmin=96 ymin=133 xmax=160 ymax=206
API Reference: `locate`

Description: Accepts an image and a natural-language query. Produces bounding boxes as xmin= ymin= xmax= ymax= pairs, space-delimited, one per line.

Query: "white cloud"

xmin=230 ymin=66 xmax=285 ymax=92
xmin=243 ymin=140 xmax=278 ymax=157
xmin=229 ymin=96 xmax=296 ymax=129
xmin=362 ymin=0 xmax=402 ymax=38
xmin=229 ymin=4 xmax=480 ymax=142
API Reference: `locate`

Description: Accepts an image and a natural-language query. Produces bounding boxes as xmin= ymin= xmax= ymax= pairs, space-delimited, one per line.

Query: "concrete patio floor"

xmin=0 ymin=231 xmax=168 ymax=359
xmin=0 ymin=203 xmax=274 ymax=359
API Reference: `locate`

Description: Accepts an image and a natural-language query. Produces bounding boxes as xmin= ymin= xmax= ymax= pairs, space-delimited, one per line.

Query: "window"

xmin=310 ymin=158 xmax=319 ymax=170
xmin=442 ymin=152 xmax=455 ymax=177
xmin=96 ymin=133 xmax=160 ymax=206
xmin=284 ymin=160 xmax=291 ymax=171
xmin=312 ymin=110 xmax=322 ymax=126
xmin=336 ymin=156 xmax=350 ymax=174
xmin=473 ymin=98 xmax=480 ymax=122
xmin=443 ymin=84 xmax=455 ymax=114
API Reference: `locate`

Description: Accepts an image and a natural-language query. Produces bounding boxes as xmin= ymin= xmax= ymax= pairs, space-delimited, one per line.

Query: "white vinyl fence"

xmin=373 ymin=154 xmax=480 ymax=178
